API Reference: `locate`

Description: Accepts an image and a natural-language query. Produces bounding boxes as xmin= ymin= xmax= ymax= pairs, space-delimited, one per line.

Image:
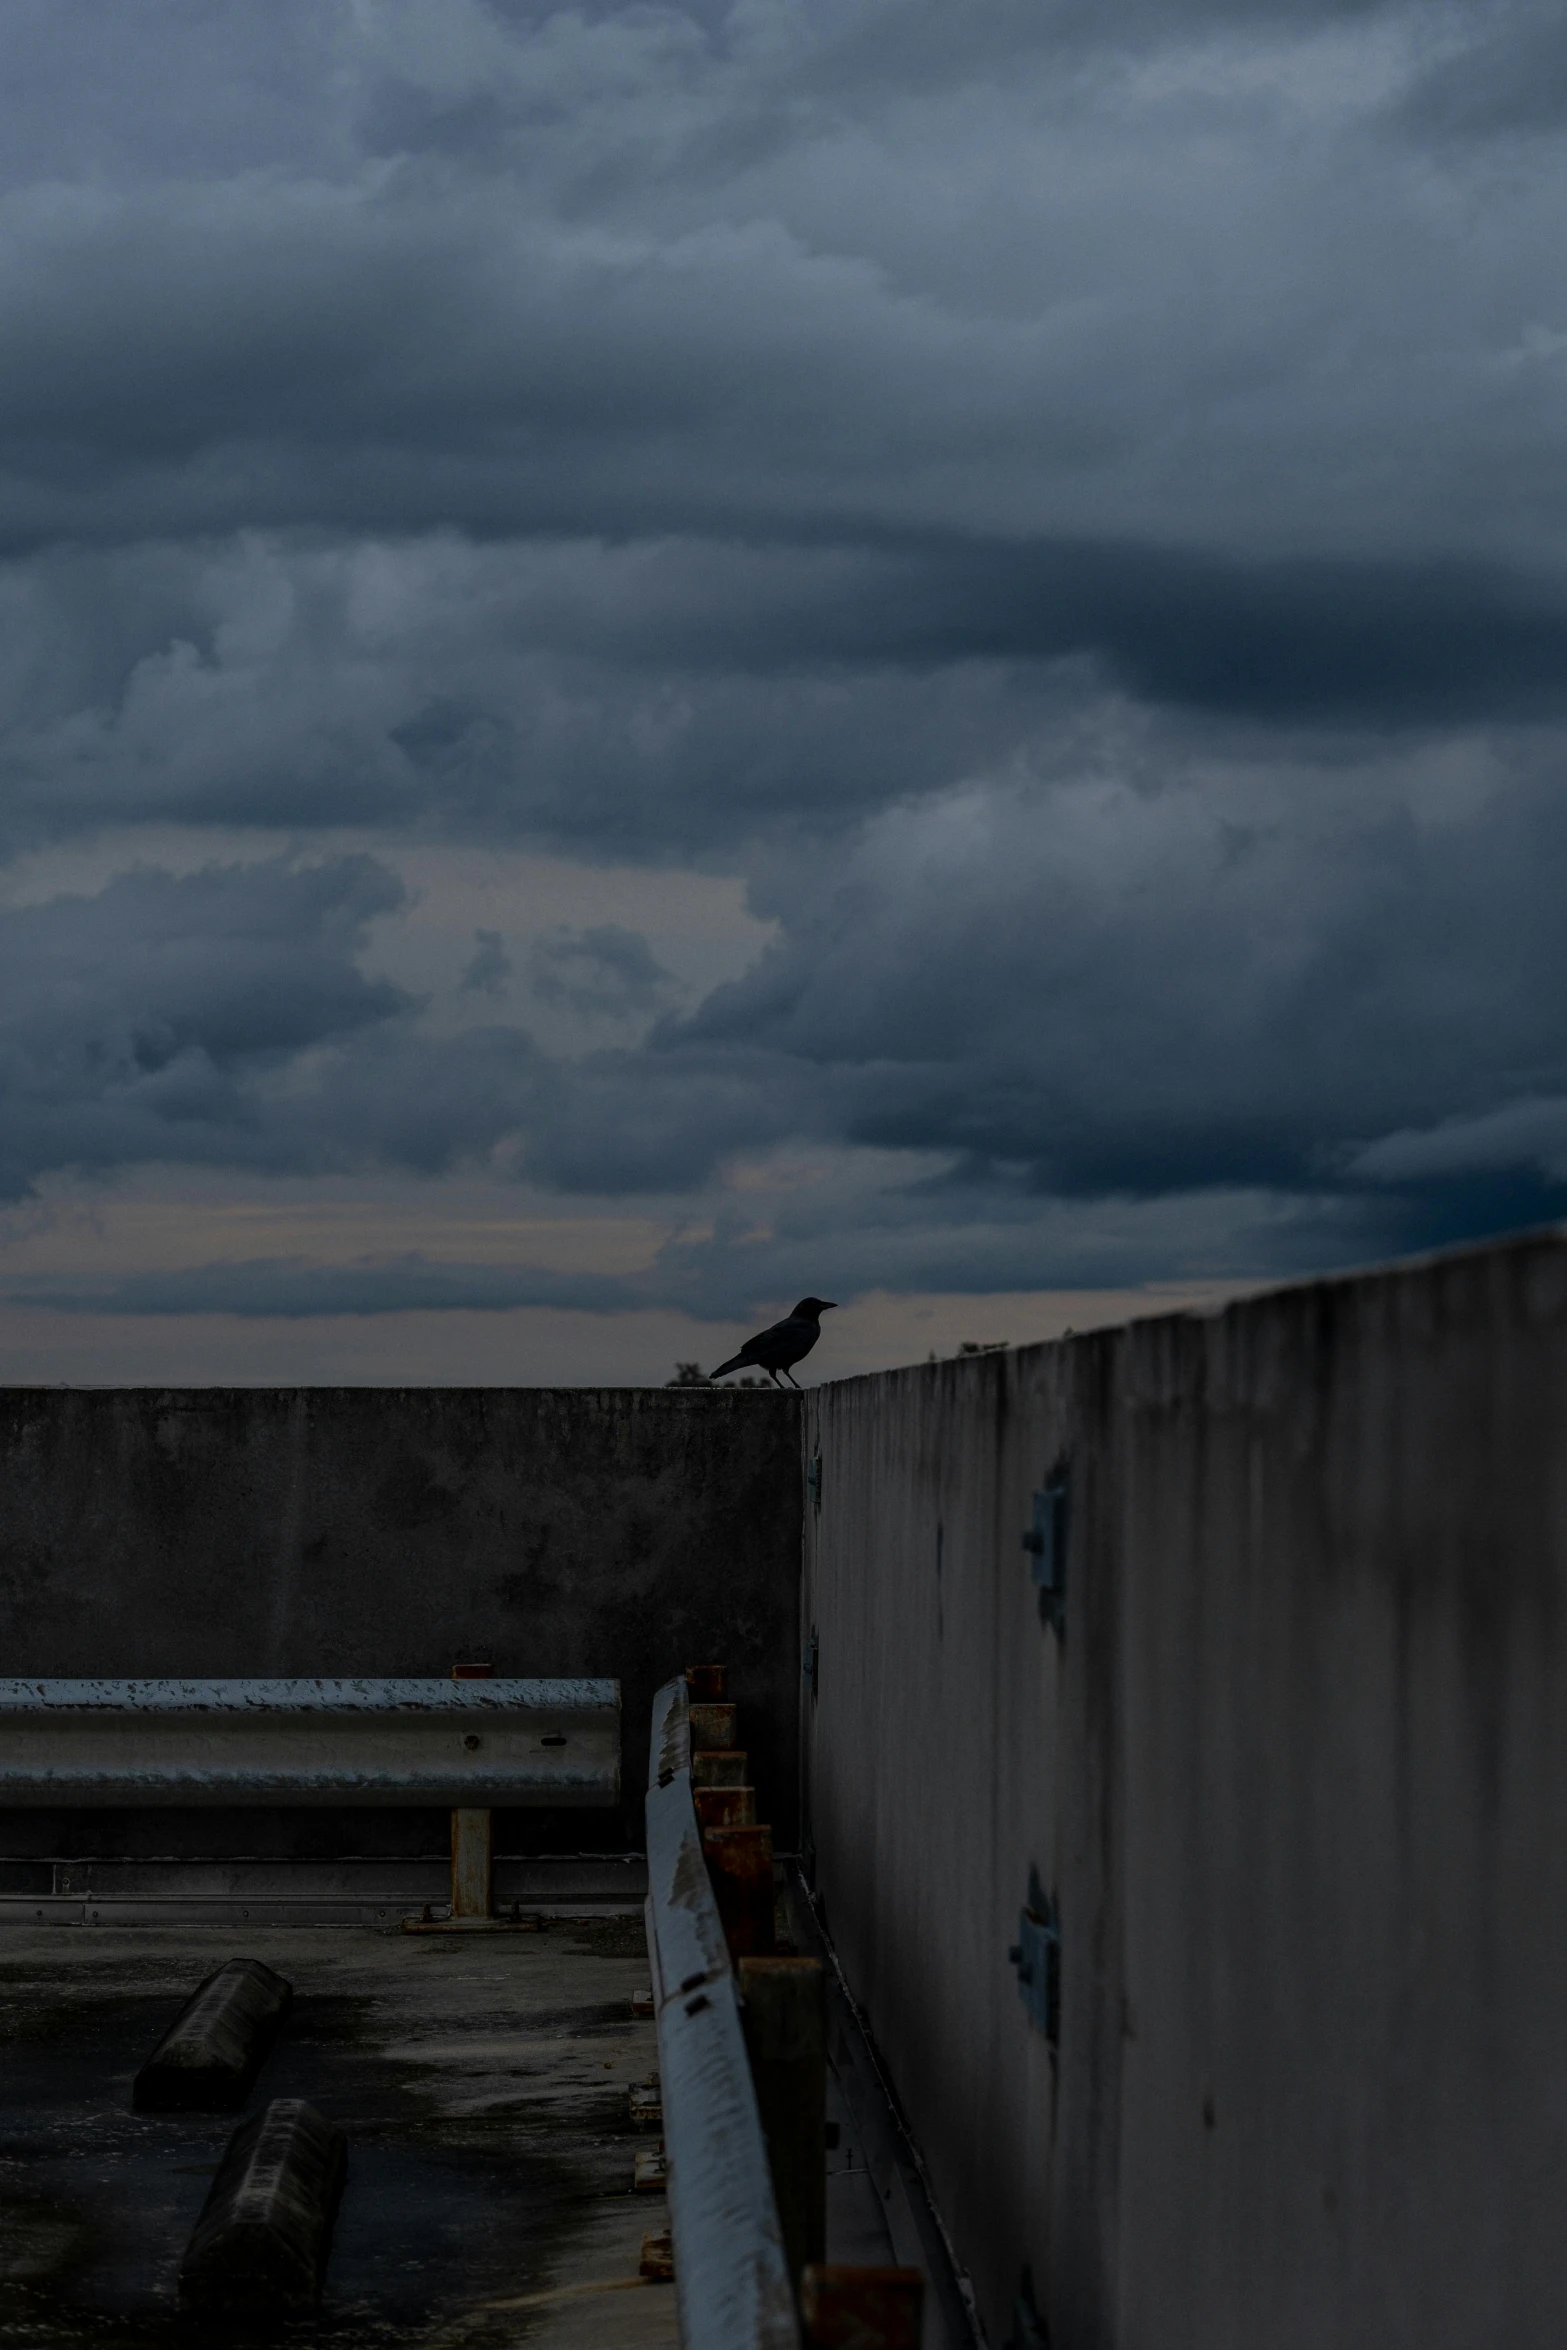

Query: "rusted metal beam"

xmin=704 ymin=1823 xmax=777 ymax=1957
xmin=644 ymin=1675 xmax=800 ymax=2350
xmin=695 ymin=1785 xmax=757 ymax=1830
xmin=740 ymin=1956 xmax=827 ymax=2286
xmin=0 ymin=1679 xmax=619 ymax=1807
xmin=689 ymin=1701 xmax=739 ymax=1750
xmin=800 ymin=2266 xmax=924 ymax=2347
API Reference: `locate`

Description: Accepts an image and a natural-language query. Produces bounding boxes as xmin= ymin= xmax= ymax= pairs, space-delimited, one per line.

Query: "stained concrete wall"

xmin=0 ymin=1386 xmax=803 ymax=1854
xmin=802 ymin=1232 xmax=1567 ymax=2350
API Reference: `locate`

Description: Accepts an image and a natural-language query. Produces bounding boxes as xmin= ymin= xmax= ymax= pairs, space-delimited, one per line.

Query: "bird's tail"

xmin=708 ymin=1353 xmax=748 ymax=1379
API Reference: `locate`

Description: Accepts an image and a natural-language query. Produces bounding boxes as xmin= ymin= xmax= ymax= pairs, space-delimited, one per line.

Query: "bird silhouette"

xmin=709 ymin=1298 xmax=837 ymax=1389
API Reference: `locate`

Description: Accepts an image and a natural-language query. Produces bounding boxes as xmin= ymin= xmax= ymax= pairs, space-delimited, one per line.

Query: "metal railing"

xmin=644 ymin=1674 xmax=801 ymax=2350
xmin=0 ymin=1678 xmax=619 ymax=1806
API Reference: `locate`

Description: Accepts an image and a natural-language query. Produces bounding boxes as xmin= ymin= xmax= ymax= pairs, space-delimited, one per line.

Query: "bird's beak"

xmin=823 ymin=1301 xmax=838 ymax=1310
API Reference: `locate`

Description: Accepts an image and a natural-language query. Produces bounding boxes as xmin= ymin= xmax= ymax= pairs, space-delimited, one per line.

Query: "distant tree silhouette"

xmin=668 ymin=1360 xmax=765 ymax=1387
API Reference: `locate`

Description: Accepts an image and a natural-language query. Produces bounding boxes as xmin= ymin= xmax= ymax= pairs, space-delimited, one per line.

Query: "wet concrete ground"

xmin=0 ymin=1918 xmax=680 ymax=2350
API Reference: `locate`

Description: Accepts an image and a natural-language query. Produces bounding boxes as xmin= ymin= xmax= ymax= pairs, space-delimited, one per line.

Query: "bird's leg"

xmin=782 ymin=1367 xmax=802 ymax=1390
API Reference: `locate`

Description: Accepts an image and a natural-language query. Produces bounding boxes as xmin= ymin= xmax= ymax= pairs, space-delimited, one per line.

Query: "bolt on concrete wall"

xmin=0 ymin=1385 xmax=803 ymax=1856
xmin=802 ymin=1233 xmax=1567 ymax=2350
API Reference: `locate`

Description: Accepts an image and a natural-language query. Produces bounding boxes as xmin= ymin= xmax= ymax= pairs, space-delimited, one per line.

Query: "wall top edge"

xmin=803 ymin=1221 xmax=1567 ymax=1404
xmin=3 ymin=1229 xmax=1561 ymax=1411
xmin=0 ymin=1384 xmax=807 ymax=1403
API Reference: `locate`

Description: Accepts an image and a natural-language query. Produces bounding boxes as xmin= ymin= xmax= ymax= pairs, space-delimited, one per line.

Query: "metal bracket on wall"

xmin=1008 ymin=1869 xmax=1060 ymax=2043
xmin=1021 ymin=1464 xmax=1069 ymax=1635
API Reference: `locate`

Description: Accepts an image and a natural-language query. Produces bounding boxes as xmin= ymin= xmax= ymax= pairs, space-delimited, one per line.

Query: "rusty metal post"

xmin=695 ymin=1786 xmax=757 ymax=1831
xmin=451 ymin=1661 xmax=493 ymax=1920
xmin=739 ymin=1958 xmax=825 ymax=2290
xmin=685 ymin=1665 xmax=728 ymax=1702
xmin=704 ymin=1824 xmax=775 ymax=1958
xmin=799 ymin=2267 xmax=923 ymax=2348
xmin=693 ymin=1749 xmax=749 ymax=1787
xmin=689 ymin=1701 xmax=739 ymax=1751
xmin=449 ymin=1807 xmax=492 ymax=1919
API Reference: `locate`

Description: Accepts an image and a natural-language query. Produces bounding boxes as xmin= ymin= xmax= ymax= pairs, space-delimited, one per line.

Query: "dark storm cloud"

xmin=0 ymin=1197 xmax=1345 ymax=1320
xmin=18 ymin=1254 xmax=637 ymax=1320
xmin=2 ymin=0 xmax=1566 ymax=857
xmin=0 ymin=856 xmax=413 ymax=1197
xmin=527 ymin=924 xmax=674 ymax=1017
xmin=7 ymin=531 xmax=1567 ymax=873
xmin=3 ymin=0 xmax=1567 ymax=1306
xmin=1399 ymin=0 xmax=1567 ymax=135
xmin=459 ymin=927 xmax=513 ymax=997
xmin=563 ymin=741 xmax=1567 ymax=1269
xmin=0 ymin=535 xmax=1093 ymax=851
xmin=2 ymin=744 xmax=1566 ymax=1301
xmin=1 ymin=1174 xmax=1500 ymax=1323
xmin=0 ymin=853 xmax=790 ymax=1201
xmin=717 ymin=537 xmax=1567 ymax=726
xmin=0 ymin=0 xmax=1562 ymax=581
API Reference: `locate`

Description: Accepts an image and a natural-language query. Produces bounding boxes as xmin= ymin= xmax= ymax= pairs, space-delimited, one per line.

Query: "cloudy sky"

xmin=1 ymin=0 xmax=1564 ymax=1385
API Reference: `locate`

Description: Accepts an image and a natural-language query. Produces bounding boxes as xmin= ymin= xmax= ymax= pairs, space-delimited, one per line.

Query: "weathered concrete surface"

xmin=803 ymin=1231 xmax=1567 ymax=2350
xmin=0 ymin=1915 xmax=678 ymax=2347
xmin=0 ymin=1387 xmax=801 ymax=1852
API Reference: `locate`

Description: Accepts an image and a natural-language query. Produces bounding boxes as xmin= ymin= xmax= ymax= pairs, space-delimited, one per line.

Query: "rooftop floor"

xmin=0 ymin=1916 xmax=679 ymax=2350
xmin=0 ymin=1909 xmax=913 ymax=2349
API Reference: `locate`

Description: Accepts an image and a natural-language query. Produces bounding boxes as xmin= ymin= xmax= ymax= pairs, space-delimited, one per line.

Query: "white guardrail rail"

xmin=0 ymin=1679 xmax=620 ymax=1806
xmin=645 ymin=1675 xmax=801 ymax=2350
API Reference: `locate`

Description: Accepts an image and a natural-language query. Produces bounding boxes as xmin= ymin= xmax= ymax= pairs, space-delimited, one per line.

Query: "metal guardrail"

xmin=645 ymin=1675 xmax=800 ymax=2350
xmin=0 ymin=1679 xmax=619 ymax=1806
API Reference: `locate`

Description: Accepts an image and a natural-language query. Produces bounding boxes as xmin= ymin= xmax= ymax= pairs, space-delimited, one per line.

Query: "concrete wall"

xmin=802 ymin=1233 xmax=1567 ymax=2350
xmin=0 ymin=1385 xmax=803 ymax=1854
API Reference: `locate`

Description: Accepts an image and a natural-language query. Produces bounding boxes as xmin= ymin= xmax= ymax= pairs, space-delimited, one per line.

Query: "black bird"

xmin=709 ymin=1298 xmax=837 ymax=1389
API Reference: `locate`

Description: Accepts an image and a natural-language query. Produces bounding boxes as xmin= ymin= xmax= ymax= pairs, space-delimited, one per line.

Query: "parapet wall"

xmin=0 ymin=1384 xmax=803 ymax=1854
xmin=802 ymin=1233 xmax=1567 ymax=2350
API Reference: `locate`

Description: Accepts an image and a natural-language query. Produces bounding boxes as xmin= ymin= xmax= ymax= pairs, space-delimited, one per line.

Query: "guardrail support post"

xmin=449 ymin=1809 xmax=492 ymax=1920
xmin=452 ymin=1660 xmax=494 ymax=1919
xmin=690 ymin=1700 xmax=739 ymax=1750
xmin=739 ymin=1957 xmax=826 ymax=2290
xmin=704 ymin=1824 xmax=776 ymax=1957
xmin=695 ymin=1785 xmax=758 ymax=1830
xmin=799 ymin=2266 xmax=924 ymax=2348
